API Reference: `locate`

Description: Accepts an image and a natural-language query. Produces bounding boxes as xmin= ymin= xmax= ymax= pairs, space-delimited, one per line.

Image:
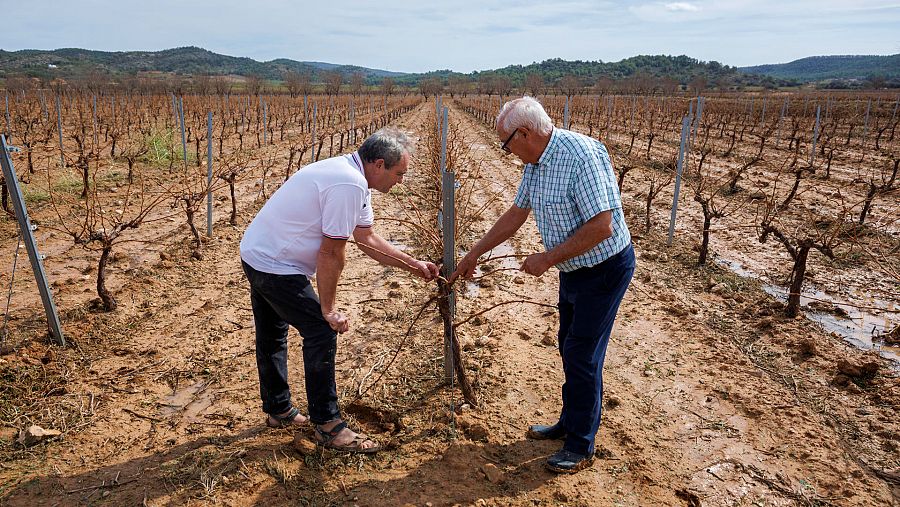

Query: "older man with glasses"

xmin=451 ymin=96 xmax=635 ymax=473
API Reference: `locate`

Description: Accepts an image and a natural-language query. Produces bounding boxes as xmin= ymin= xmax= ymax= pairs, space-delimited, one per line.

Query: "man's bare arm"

xmin=352 ymin=227 xmax=438 ymax=280
xmin=317 ymin=237 xmax=349 ymax=332
xmin=450 ymin=205 xmax=530 ymax=282
xmin=521 ymin=210 xmax=614 ymax=277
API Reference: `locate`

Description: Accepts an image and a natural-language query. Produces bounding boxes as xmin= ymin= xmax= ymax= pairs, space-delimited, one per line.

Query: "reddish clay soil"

xmin=0 ymin=101 xmax=897 ymax=506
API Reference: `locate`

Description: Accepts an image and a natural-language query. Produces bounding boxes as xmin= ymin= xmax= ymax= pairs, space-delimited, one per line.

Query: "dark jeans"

xmin=241 ymin=260 xmax=340 ymax=424
xmin=556 ymin=244 xmax=635 ymax=456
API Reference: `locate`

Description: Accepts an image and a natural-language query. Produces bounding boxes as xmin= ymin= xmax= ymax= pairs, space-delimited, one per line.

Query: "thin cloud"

xmin=0 ymin=1 xmax=895 ymax=73
xmin=665 ymin=2 xmax=700 ymax=12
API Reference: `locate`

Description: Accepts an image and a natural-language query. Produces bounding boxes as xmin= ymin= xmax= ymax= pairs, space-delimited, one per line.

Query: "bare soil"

xmin=0 ymin=101 xmax=897 ymax=506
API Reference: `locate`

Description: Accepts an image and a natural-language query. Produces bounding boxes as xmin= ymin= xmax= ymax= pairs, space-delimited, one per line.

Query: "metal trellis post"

xmin=4 ymin=91 xmax=9 ymax=139
xmin=178 ymin=97 xmax=187 ymax=167
xmin=0 ymin=136 xmax=65 ymax=346
xmin=56 ymin=95 xmax=65 ymax=168
xmin=440 ymin=106 xmax=454 ymax=383
xmin=810 ymin=105 xmax=821 ymax=167
xmin=667 ymin=116 xmax=691 ymax=246
xmin=311 ymin=103 xmax=317 ymax=163
xmin=207 ymin=111 xmax=213 ymax=237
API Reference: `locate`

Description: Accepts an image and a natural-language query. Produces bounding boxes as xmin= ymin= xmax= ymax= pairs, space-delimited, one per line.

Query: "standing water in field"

xmin=716 ymin=257 xmax=899 ymax=364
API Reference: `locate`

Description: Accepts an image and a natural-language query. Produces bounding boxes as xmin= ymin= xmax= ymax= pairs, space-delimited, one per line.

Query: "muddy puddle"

xmin=716 ymin=257 xmax=899 ymax=363
xmin=158 ymin=380 xmax=215 ymax=421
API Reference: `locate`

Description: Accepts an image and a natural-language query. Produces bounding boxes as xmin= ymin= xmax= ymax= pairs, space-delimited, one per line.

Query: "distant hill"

xmin=3 ymin=46 xmax=895 ymax=91
xmin=0 ymin=46 xmax=406 ymax=82
xmin=403 ymin=55 xmax=789 ymax=89
xmin=0 ymin=46 xmax=789 ymax=90
xmin=740 ymin=55 xmax=900 ymax=81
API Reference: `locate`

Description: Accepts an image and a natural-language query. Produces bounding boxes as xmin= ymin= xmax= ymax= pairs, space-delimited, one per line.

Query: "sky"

xmin=2 ymin=0 xmax=898 ymax=73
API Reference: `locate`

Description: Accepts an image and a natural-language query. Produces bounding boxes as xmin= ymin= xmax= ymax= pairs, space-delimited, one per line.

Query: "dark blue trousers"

xmin=556 ymin=244 xmax=634 ymax=456
xmin=242 ymin=261 xmax=341 ymax=425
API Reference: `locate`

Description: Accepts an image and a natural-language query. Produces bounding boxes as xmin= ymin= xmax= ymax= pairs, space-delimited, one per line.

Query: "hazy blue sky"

xmin=2 ymin=1 xmax=898 ymax=73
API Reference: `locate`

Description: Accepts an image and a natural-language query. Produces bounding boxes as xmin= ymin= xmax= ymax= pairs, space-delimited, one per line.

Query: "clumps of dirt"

xmin=605 ymin=395 xmax=622 ymax=409
xmin=343 ymin=401 xmax=404 ymax=434
xmin=807 ymin=300 xmax=850 ymax=319
xmin=455 ymin=414 xmax=490 ymax=441
xmin=879 ymin=325 xmax=900 ymax=346
xmin=832 ymin=358 xmax=880 ymax=387
xmin=791 ymin=336 xmax=818 ymax=362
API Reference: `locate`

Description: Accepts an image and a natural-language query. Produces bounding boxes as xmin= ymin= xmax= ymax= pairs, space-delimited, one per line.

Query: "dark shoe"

xmin=544 ymin=449 xmax=594 ymax=474
xmin=314 ymin=420 xmax=380 ymax=454
xmin=265 ymin=407 xmax=309 ymax=428
xmin=526 ymin=423 xmax=566 ymax=440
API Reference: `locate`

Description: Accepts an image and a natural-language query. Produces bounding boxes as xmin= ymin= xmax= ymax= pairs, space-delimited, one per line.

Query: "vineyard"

xmin=0 ymin=87 xmax=898 ymax=506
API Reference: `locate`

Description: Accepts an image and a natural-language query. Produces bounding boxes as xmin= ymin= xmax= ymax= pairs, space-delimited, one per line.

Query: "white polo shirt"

xmin=240 ymin=152 xmax=374 ymax=276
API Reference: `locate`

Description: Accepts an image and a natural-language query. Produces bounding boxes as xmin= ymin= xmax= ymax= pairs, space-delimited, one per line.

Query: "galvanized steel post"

xmin=0 ymin=136 xmax=65 ymax=346
xmin=56 ymin=95 xmax=65 ymax=168
xmin=440 ymin=106 xmax=454 ymax=383
xmin=810 ymin=105 xmax=821 ymax=167
xmin=207 ymin=111 xmax=213 ymax=237
xmin=667 ymin=116 xmax=691 ymax=246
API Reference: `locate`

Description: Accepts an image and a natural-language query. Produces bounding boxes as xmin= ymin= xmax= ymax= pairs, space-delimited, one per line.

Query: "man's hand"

xmin=521 ymin=252 xmax=554 ymax=277
xmin=449 ymin=252 xmax=478 ymax=284
xmin=323 ymin=311 xmax=350 ymax=333
xmin=413 ymin=260 xmax=440 ymax=281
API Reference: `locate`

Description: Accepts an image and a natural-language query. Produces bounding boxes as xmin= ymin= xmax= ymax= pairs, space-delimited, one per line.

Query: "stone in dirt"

xmin=18 ymin=425 xmax=61 ymax=447
xmin=481 ymin=463 xmax=504 ymax=484
xmin=605 ymin=396 xmax=622 ymax=409
xmin=541 ymin=335 xmax=557 ymax=347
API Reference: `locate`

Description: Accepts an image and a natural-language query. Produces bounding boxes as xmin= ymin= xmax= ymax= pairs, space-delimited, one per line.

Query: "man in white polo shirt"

xmin=240 ymin=127 xmax=438 ymax=454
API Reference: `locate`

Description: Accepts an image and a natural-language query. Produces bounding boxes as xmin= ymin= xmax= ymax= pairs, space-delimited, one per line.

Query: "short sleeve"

xmin=572 ymin=152 xmax=621 ymax=221
xmin=513 ymin=168 xmax=532 ymax=209
xmin=321 ymin=184 xmax=367 ymax=240
xmin=357 ymin=191 xmax=374 ymax=228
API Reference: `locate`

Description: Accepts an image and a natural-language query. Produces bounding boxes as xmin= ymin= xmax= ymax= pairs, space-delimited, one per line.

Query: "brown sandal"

xmin=314 ymin=421 xmax=380 ymax=454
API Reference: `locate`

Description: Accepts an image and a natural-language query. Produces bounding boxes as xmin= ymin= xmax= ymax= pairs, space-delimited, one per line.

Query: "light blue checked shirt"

xmin=513 ymin=128 xmax=631 ymax=272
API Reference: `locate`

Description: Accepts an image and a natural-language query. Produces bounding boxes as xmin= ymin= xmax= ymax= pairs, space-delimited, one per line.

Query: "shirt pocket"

xmin=543 ymin=200 xmax=579 ymax=230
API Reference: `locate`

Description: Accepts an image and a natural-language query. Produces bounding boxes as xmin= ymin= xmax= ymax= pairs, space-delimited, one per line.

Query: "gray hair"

xmin=497 ymin=96 xmax=553 ymax=135
xmin=358 ymin=127 xmax=413 ymax=168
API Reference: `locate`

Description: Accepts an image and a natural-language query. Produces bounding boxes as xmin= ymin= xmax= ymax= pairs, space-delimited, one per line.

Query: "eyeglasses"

xmin=500 ymin=129 xmax=518 ymax=153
